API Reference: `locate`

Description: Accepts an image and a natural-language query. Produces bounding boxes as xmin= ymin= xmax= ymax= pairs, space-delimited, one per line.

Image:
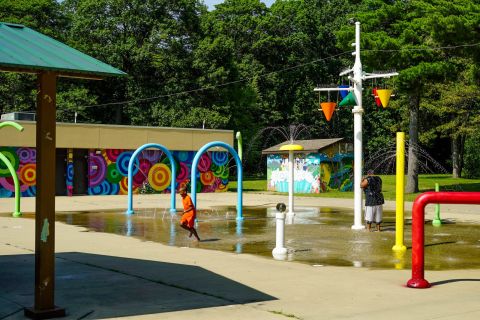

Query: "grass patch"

xmin=229 ymin=179 xmax=268 ymax=192
xmin=229 ymin=174 xmax=480 ymax=202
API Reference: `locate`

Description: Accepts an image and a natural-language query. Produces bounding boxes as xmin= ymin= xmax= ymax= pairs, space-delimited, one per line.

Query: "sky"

xmin=203 ymin=0 xmax=275 ymax=11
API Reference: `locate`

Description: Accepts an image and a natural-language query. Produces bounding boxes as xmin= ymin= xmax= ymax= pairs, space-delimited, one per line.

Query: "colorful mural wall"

xmin=266 ymin=152 xmax=353 ymax=193
xmin=0 ymin=147 xmax=230 ymax=197
xmin=0 ymin=147 xmax=36 ymax=198
xmin=87 ymin=149 xmax=230 ymax=195
xmin=66 ymin=148 xmax=74 ymax=196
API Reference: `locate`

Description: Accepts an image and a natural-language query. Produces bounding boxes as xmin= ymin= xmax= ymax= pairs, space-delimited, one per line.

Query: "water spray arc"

xmin=191 ymin=141 xmax=243 ymax=221
xmin=279 ymin=143 xmax=304 ymax=216
xmin=126 ymin=143 xmax=177 ymax=214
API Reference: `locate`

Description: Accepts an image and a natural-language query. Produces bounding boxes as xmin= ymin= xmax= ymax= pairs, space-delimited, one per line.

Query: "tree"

xmin=194 ymin=0 xmax=267 ymax=130
xmin=421 ymin=67 xmax=480 ymax=177
xmin=61 ymin=0 xmax=205 ymax=125
xmin=256 ymin=0 xmax=355 ymax=133
xmin=463 ymin=129 xmax=480 ymax=178
xmin=0 ymin=0 xmax=66 ymax=116
xmin=194 ymin=0 xmax=354 ymax=175
xmin=0 ymin=0 xmax=65 ymax=36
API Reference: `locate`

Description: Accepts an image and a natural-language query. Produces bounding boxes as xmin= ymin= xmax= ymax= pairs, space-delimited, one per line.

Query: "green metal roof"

xmin=0 ymin=22 xmax=126 ymax=78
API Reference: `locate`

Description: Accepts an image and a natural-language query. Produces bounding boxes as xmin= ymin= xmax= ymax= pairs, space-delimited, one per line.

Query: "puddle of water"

xmin=16 ymin=206 xmax=480 ymax=270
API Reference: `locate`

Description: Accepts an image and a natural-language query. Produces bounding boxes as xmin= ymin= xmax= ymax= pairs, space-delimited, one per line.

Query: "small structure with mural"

xmin=262 ymin=138 xmax=353 ymax=193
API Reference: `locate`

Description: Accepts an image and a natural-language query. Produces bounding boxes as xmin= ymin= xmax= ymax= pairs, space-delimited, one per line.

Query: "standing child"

xmin=178 ymin=186 xmax=200 ymax=241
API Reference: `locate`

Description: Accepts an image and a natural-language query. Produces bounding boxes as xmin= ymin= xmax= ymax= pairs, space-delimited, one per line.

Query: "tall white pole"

xmin=288 ymin=150 xmax=294 ymax=215
xmin=352 ymin=22 xmax=365 ymax=230
xmin=314 ymin=22 xmax=397 ymax=229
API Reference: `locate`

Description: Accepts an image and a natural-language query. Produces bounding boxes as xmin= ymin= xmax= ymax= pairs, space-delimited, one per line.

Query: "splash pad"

xmin=43 ymin=206 xmax=480 ymax=270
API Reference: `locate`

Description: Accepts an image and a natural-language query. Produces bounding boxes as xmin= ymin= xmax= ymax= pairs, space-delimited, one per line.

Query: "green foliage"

xmin=0 ymin=0 xmax=65 ymax=37
xmin=62 ymin=0 xmax=206 ymax=125
xmin=0 ymin=73 xmax=37 ymax=115
xmin=56 ymin=85 xmax=98 ymax=123
xmin=463 ymin=130 xmax=480 ymax=178
xmin=0 ymin=0 xmax=66 ymax=116
xmin=0 ymin=0 xmax=479 ymax=181
xmin=192 ymin=0 xmax=355 ymax=174
xmin=337 ymin=0 xmax=480 ymax=190
xmin=422 ymin=71 xmax=480 ymax=141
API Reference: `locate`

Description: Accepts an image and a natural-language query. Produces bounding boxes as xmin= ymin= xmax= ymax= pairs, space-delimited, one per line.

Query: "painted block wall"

xmin=0 ymin=147 xmax=36 ymax=197
xmin=266 ymin=152 xmax=353 ymax=193
xmin=0 ymin=147 xmax=230 ymax=197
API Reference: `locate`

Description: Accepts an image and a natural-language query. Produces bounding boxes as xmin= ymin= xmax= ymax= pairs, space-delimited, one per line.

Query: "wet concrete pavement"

xmin=26 ymin=205 xmax=480 ymax=271
xmin=0 ymin=193 xmax=479 ymax=319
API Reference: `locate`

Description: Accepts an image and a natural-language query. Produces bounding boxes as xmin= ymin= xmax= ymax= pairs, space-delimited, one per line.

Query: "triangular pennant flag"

xmin=372 ymin=88 xmax=382 ymax=107
xmin=320 ymin=102 xmax=336 ymax=121
xmin=338 ymin=85 xmax=349 ymax=99
xmin=339 ymin=92 xmax=357 ymax=107
xmin=377 ymin=89 xmax=393 ymax=108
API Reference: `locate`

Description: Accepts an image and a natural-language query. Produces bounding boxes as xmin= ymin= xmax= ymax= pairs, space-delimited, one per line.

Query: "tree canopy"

xmin=337 ymin=0 xmax=480 ymax=190
xmin=0 ymin=0 xmax=479 ymax=181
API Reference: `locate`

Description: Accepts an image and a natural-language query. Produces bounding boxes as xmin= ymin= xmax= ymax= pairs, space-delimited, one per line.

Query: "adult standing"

xmin=360 ymin=170 xmax=384 ymax=231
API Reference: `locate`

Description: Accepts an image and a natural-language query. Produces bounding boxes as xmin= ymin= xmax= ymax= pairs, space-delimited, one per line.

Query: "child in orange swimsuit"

xmin=179 ymin=187 xmax=200 ymax=241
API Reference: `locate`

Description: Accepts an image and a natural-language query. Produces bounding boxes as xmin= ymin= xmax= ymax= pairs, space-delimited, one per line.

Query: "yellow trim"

xmin=279 ymin=144 xmax=304 ymax=151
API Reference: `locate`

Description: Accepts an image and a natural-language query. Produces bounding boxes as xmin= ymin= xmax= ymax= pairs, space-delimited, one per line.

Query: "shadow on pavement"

xmin=431 ymin=278 xmax=480 ymax=286
xmin=0 ymin=252 xmax=276 ymax=319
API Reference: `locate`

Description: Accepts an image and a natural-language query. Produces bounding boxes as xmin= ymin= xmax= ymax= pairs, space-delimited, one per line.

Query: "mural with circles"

xmin=0 ymin=147 xmax=230 ymax=197
xmin=88 ymin=149 xmax=230 ymax=195
xmin=0 ymin=147 xmax=37 ymax=198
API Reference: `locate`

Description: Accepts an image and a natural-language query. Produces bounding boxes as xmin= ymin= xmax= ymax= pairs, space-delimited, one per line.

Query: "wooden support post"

xmin=25 ymin=72 xmax=65 ymax=319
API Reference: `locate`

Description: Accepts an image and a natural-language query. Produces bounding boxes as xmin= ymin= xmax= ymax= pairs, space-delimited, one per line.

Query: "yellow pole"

xmin=393 ymin=250 xmax=406 ymax=270
xmin=392 ymin=132 xmax=407 ymax=252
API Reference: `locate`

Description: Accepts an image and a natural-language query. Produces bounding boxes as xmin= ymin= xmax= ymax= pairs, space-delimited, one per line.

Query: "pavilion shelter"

xmin=0 ymin=22 xmax=126 ymax=319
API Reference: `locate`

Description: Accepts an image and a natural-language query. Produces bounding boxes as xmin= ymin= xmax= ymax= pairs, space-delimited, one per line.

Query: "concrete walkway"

xmin=0 ymin=193 xmax=479 ymax=319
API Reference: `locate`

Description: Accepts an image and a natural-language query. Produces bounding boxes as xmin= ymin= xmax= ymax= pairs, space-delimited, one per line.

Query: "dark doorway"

xmin=55 ymin=149 xmax=67 ymax=196
xmin=73 ymin=149 xmax=88 ymax=195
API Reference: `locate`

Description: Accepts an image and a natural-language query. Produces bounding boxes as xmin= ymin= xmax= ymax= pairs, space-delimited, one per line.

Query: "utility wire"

xmin=69 ymin=51 xmax=351 ymax=110
xmin=62 ymin=42 xmax=480 ymax=111
xmin=363 ymin=42 xmax=480 ymax=53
